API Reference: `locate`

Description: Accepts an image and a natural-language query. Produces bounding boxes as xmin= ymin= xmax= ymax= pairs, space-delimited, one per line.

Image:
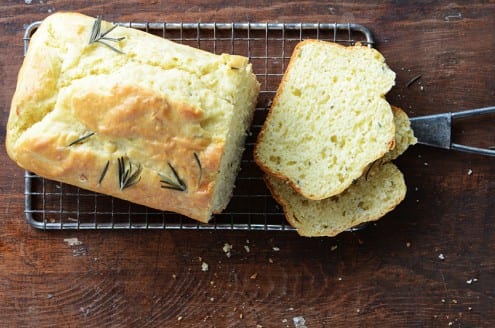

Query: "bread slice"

xmin=254 ymin=40 xmax=396 ymax=200
xmin=6 ymin=13 xmax=260 ymax=223
xmin=264 ymin=106 xmax=416 ymax=237
xmin=265 ymin=162 xmax=406 ymax=237
xmin=382 ymin=106 xmax=417 ymax=162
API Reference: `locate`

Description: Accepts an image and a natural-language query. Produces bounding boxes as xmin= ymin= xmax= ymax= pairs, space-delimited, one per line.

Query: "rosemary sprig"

xmin=193 ymin=152 xmax=202 ymax=187
xmin=67 ymin=132 xmax=95 ymax=147
xmin=159 ymin=162 xmax=187 ymax=192
xmin=118 ymin=156 xmax=142 ymax=190
xmin=98 ymin=160 xmax=110 ymax=185
xmin=89 ymin=16 xmax=125 ymax=53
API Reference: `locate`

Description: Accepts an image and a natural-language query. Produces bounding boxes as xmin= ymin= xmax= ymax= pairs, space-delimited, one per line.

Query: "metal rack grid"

xmin=23 ymin=21 xmax=374 ymax=230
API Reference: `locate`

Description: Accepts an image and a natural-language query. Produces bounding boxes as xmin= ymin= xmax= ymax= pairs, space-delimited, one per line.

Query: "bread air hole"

xmin=269 ymin=155 xmax=281 ymax=165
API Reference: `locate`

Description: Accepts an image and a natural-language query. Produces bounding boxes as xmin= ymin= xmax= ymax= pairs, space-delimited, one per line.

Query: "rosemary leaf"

xmin=67 ymin=132 xmax=95 ymax=147
xmin=159 ymin=162 xmax=187 ymax=192
xmin=194 ymin=152 xmax=202 ymax=187
xmin=406 ymin=74 xmax=422 ymax=88
xmin=118 ymin=156 xmax=142 ymax=190
xmin=89 ymin=16 xmax=125 ymax=54
xmin=98 ymin=160 xmax=110 ymax=185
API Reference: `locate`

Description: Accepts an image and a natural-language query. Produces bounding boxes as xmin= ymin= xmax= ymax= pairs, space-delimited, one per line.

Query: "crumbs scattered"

xmin=177 ymin=316 xmax=183 ymax=321
xmin=268 ymin=258 xmax=274 ymax=263
xmin=250 ymin=273 xmax=258 ymax=280
xmin=467 ymin=169 xmax=473 ymax=175
xmin=293 ymin=316 xmax=307 ymax=328
xmin=64 ymin=238 xmax=87 ymax=256
xmin=466 ymin=278 xmax=478 ymax=284
xmin=244 ymin=245 xmax=251 ymax=253
xmin=424 ymin=162 xmax=429 ymax=166
xmin=406 ymin=242 xmax=411 ymax=248
xmin=331 ymin=245 xmax=338 ymax=251
xmin=64 ymin=238 xmax=82 ymax=246
xmin=438 ymin=253 xmax=445 ymax=261
xmin=201 ymin=262 xmax=209 ymax=272
xmin=223 ymin=243 xmax=233 ymax=258
xmin=272 ymin=246 xmax=280 ymax=252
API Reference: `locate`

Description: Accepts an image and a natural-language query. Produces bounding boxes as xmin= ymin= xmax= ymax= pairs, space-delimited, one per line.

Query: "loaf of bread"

xmin=6 ymin=13 xmax=260 ymax=223
xmin=254 ymin=40 xmax=396 ymax=200
xmin=264 ymin=106 xmax=416 ymax=237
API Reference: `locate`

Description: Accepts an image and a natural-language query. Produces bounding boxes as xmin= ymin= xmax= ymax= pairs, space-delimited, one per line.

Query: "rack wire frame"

xmin=23 ymin=20 xmax=374 ymax=230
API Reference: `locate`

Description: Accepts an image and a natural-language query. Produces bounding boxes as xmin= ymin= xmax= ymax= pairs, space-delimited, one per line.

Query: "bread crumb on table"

xmin=438 ymin=253 xmax=445 ymax=260
xmin=223 ymin=243 xmax=233 ymax=258
xmin=201 ymin=262 xmax=209 ymax=272
xmin=293 ymin=316 xmax=307 ymax=328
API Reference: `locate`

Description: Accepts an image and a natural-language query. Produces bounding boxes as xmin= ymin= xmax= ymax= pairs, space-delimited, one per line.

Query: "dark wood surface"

xmin=1 ymin=1 xmax=494 ymax=327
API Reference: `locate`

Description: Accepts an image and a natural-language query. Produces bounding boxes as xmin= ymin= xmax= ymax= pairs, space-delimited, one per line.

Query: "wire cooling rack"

xmin=23 ymin=21 xmax=374 ymax=230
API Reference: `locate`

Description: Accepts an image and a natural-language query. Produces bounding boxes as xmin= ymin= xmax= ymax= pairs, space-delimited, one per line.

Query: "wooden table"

xmin=1 ymin=1 xmax=494 ymax=326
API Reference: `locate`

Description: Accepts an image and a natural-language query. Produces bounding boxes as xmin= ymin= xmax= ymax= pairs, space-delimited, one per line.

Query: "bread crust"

xmin=6 ymin=12 xmax=259 ymax=222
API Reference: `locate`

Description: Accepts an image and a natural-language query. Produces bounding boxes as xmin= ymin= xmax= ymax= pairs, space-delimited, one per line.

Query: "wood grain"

xmin=1 ymin=1 xmax=494 ymax=327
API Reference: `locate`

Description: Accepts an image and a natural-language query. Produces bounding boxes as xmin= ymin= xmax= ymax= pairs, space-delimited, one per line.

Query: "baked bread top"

xmin=254 ymin=40 xmax=396 ymax=200
xmin=6 ymin=12 xmax=260 ymax=222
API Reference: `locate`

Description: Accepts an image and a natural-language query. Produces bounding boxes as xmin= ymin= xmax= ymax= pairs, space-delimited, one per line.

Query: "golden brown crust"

xmin=253 ymin=41 xmax=309 ymax=182
xmin=6 ymin=12 xmax=259 ymax=223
